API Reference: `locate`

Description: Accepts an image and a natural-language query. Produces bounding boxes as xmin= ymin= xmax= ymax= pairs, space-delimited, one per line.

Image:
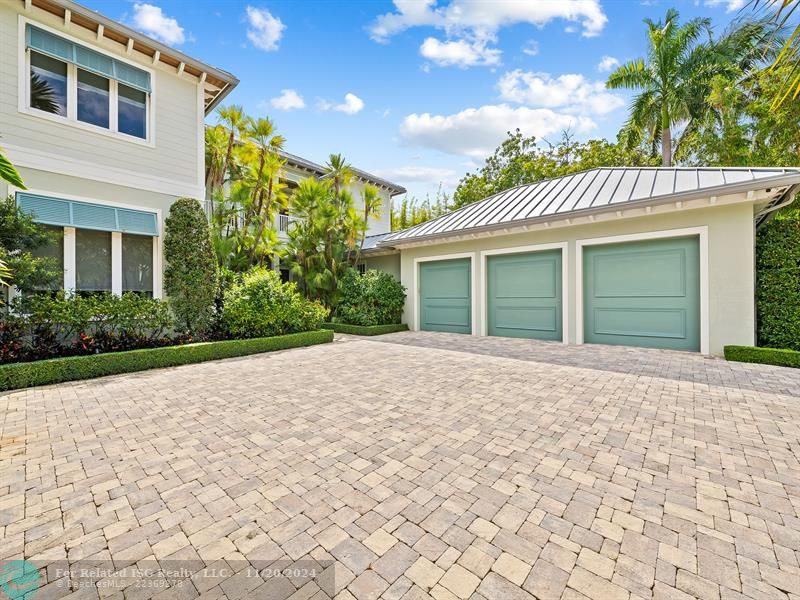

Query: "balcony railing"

xmin=278 ymin=214 xmax=292 ymax=232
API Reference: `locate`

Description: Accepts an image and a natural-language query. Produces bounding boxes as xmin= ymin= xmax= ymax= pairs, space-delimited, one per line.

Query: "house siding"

xmin=0 ymin=3 xmax=202 ymax=198
xmin=397 ymin=203 xmax=755 ymax=356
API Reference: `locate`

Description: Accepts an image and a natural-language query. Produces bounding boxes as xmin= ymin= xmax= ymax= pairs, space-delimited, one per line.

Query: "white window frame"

xmin=412 ymin=252 xmax=478 ymax=336
xmin=575 ymin=226 xmax=709 ymax=355
xmin=479 ymin=242 xmax=569 ymax=343
xmin=11 ymin=187 xmax=162 ymax=298
xmin=18 ymin=16 xmax=155 ymax=147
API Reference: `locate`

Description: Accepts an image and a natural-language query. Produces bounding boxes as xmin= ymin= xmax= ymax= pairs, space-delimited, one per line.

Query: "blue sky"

xmin=81 ymin=0 xmax=745 ymax=200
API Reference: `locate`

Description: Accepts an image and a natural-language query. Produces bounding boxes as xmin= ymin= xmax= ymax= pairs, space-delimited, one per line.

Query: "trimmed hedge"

xmin=724 ymin=345 xmax=800 ymax=369
xmin=322 ymin=322 xmax=408 ymax=336
xmin=0 ymin=330 xmax=333 ymax=391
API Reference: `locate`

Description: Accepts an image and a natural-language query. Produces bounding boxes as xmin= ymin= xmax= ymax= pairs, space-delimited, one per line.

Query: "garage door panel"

xmin=584 ymin=236 xmax=699 ymax=351
xmin=494 ymin=260 xmax=557 ymax=298
xmin=488 ymin=250 xmax=562 ymax=341
xmin=420 ymin=259 xmax=471 ymax=334
xmin=593 ymin=307 xmax=686 ymax=339
xmin=592 ymin=249 xmax=687 ymax=298
xmin=495 ymin=306 xmax=558 ymax=333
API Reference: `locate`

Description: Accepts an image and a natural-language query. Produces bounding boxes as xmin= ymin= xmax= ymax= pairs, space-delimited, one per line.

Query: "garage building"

xmin=372 ymin=167 xmax=800 ymax=355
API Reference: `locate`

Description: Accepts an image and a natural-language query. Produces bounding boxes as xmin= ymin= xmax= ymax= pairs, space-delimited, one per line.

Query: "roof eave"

xmin=379 ymin=172 xmax=800 ymax=248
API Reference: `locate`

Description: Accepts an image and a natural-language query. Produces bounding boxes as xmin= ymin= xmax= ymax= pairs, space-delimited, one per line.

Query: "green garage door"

xmin=583 ymin=236 xmax=700 ymax=351
xmin=419 ymin=258 xmax=471 ymax=334
xmin=487 ymin=250 xmax=562 ymax=341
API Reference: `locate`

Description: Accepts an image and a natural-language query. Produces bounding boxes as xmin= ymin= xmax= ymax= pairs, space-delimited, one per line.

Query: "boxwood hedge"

xmin=724 ymin=345 xmax=800 ymax=369
xmin=321 ymin=322 xmax=408 ymax=336
xmin=0 ymin=330 xmax=333 ymax=392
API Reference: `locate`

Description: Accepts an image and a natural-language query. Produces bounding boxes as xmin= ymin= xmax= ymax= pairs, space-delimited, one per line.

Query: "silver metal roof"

xmin=361 ymin=232 xmax=394 ymax=251
xmin=381 ymin=167 xmax=800 ymax=245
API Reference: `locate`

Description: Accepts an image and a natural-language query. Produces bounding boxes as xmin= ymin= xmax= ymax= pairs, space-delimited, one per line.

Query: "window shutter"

xmin=27 ymin=25 xmax=151 ymax=93
xmin=16 ymin=193 xmax=159 ymax=236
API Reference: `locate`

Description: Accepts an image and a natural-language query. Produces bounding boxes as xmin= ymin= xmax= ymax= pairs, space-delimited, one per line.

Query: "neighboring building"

xmin=1 ymin=0 xmax=238 ymax=298
xmin=377 ymin=167 xmax=800 ymax=355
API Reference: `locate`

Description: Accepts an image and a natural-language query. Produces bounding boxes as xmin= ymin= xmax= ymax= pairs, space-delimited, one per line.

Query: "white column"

xmin=152 ymin=236 xmax=161 ymax=298
xmin=111 ymin=231 xmax=122 ymax=295
xmin=63 ymin=227 xmax=76 ymax=294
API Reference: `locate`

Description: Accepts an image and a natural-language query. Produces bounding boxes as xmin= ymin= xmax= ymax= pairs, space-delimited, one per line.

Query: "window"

xmin=25 ymin=26 xmax=151 ymax=142
xmin=77 ymin=69 xmax=109 ymax=128
xmin=76 ymin=229 xmax=112 ymax=293
xmin=357 ymin=263 xmax=366 ymax=275
xmin=31 ymin=226 xmax=64 ymax=291
xmin=122 ymin=234 xmax=153 ymax=296
xmin=30 ymin=51 xmax=67 ymax=116
xmin=118 ymin=84 xmax=147 ymax=139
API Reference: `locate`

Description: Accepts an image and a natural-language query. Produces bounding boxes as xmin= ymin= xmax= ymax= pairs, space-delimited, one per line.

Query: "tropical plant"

xmin=163 ymin=197 xmax=218 ymax=334
xmin=754 ymin=0 xmax=800 ymax=108
xmin=0 ymin=148 xmax=25 ymax=189
xmin=334 ymin=269 xmax=406 ymax=326
xmin=606 ymin=9 xmax=717 ymax=166
xmin=0 ymin=196 xmax=60 ymax=294
xmin=222 ymin=268 xmax=327 ymax=338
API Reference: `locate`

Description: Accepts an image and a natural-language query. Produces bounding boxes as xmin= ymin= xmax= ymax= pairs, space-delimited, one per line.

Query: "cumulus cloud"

xmin=132 ymin=3 xmax=185 ymax=45
xmin=597 ymin=55 xmax=619 ymax=72
xmin=369 ymin=0 xmax=607 ymax=42
xmin=319 ymin=93 xmax=365 ymax=115
xmin=497 ymin=70 xmax=624 ymax=115
xmin=246 ymin=6 xmax=285 ymax=51
xmin=270 ymin=89 xmax=305 ymax=110
xmin=420 ymin=36 xmax=501 ymax=67
xmin=400 ymin=105 xmax=595 ymax=158
xmin=704 ymin=0 xmax=746 ymax=11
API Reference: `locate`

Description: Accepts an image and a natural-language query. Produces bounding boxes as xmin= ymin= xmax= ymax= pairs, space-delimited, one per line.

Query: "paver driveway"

xmin=1 ymin=332 xmax=800 ymax=600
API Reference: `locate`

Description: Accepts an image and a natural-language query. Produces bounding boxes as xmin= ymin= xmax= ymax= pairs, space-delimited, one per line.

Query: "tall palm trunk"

xmin=661 ymin=107 xmax=672 ymax=167
xmin=250 ymin=177 xmax=274 ymax=263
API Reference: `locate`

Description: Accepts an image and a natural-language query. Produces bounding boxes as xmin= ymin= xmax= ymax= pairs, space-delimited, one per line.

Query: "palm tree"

xmin=323 ymin=153 xmax=352 ymax=204
xmin=354 ymin=185 xmax=381 ymax=267
xmin=607 ymin=9 xmax=713 ymax=166
xmin=208 ymin=104 xmax=249 ymax=193
xmin=241 ymin=117 xmax=285 ymax=233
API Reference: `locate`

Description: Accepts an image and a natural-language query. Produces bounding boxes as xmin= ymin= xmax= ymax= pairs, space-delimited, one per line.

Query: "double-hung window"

xmin=25 ymin=25 xmax=151 ymax=141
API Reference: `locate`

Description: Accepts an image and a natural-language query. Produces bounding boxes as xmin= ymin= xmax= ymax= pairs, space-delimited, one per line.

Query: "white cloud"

xmin=497 ymin=70 xmax=624 ymax=115
xmin=597 ymin=55 xmax=619 ymax=72
xmin=132 ymin=3 xmax=185 ymax=45
xmin=420 ymin=36 xmax=501 ymax=67
xmin=376 ymin=166 xmax=459 ymax=185
xmin=369 ymin=0 xmax=607 ymax=42
xmin=319 ymin=93 xmax=365 ymax=115
xmin=270 ymin=89 xmax=305 ymax=111
xmin=522 ymin=40 xmax=539 ymax=56
xmin=246 ymin=6 xmax=285 ymax=51
xmin=400 ymin=104 xmax=595 ymax=158
xmin=704 ymin=0 xmax=745 ymax=11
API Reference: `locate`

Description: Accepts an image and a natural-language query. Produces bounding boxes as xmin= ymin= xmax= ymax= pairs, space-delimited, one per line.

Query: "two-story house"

xmin=0 ymin=0 xmax=238 ymax=298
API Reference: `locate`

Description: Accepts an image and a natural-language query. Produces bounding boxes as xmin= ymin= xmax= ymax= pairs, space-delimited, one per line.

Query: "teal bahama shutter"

xmin=17 ymin=193 xmax=158 ymax=236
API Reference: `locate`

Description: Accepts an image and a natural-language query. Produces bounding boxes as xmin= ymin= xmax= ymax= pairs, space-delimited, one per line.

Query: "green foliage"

xmin=724 ymin=345 xmax=800 ymax=368
xmin=392 ymin=186 xmax=450 ymax=230
xmin=0 ymin=330 xmax=333 ymax=391
xmin=452 ymin=131 xmax=659 ymax=210
xmin=0 ymin=196 xmax=60 ymax=293
xmin=756 ymin=210 xmax=800 ymax=350
xmin=0 ymin=147 xmax=25 ymax=189
xmin=5 ymin=292 xmax=174 ymax=362
xmin=321 ymin=322 xmax=408 ymax=335
xmin=222 ymin=268 xmax=328 ymax=338
xmin=334 ymin=269 xmax=406 ymax=326
xmin=164 ymin=197 xmax=218 ymax=334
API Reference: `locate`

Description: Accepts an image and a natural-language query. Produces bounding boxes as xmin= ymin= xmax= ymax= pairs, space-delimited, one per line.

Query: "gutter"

xmin=379 ymin=172 xmax=800 ymax=248
xmin=754 ymin=183 xmax=800 ymax=227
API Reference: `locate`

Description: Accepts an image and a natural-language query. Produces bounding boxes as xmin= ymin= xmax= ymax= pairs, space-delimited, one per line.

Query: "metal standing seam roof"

xmin=360 ymin=232 xmax=395 ymax=251
xmin=381 ymin=167 xmax=800 ymax=245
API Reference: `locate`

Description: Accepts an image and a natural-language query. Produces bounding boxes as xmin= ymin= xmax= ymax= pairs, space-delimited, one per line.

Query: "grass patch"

xmin=723 ymin=345 xmax=800 ymax=369
xmin=322 ymin=322 xmax=409 ymax=336
xmin=0 ymin=330 xmax=334 ymax=392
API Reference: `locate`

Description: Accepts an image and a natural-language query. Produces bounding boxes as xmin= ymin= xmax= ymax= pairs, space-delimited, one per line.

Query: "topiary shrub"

xmin=756 ymin=209 xmax=800 ymax=350
xmin=164 ymin=197 xmax=218 ymax=334
xmin=334 ymin=269 xmax=406 ymax=326
xmin=223 ymin=268 xmax=328 ymax=338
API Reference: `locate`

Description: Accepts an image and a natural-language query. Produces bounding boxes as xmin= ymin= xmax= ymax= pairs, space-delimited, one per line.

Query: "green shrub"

xmin=756 ymin=210 xmax=800 ymax=350
xmin=0 ymin=330 xmax=333 ymax=391
xmin=334 ymin=269 xmax=406 ymax=326
xmin=724 ymin=345 xmax=800 ymax=368
xmin=321 ymin=322 xmax=408 ymax=336
xmin=164 ymin=197 xmax=218 ymax=334
xmin=5 ymin=292 xmax=174 ymax=362
xmin=223 ymin=268 xmax=328 ymax=338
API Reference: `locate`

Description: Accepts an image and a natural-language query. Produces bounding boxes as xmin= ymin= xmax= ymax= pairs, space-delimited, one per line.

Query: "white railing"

xmin=278 ymin=214 xmax=292 ymax=232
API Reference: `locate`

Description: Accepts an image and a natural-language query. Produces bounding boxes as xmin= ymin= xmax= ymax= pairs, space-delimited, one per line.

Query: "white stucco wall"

xmin=365 ymin=253 xmax=401 ymax=280
xmin=396 ymin=203 xmax=756 ymax=355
